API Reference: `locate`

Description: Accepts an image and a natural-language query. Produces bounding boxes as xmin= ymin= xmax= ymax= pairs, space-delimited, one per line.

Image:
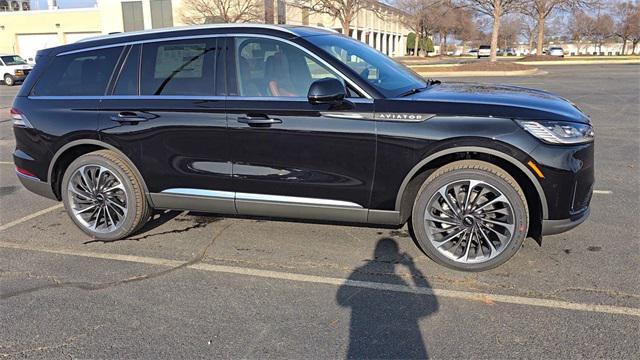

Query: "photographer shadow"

xmin=337 ymin=238 xmax=439 ymax=359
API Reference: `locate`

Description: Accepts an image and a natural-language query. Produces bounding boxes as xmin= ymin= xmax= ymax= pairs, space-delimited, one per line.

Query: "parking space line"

xmin=593 ymin=190 xmax=613 ymax=194
xmin=0 ymin=240 xmax=638 ymax=317
xmin=0 ymin=204 xmax=63 ymax=232
xmin=0 ymin=162 xmax=14 ymax=165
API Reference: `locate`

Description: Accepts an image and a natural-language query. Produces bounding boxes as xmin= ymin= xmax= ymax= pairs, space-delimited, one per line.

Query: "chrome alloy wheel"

xmin=424 ymin=180 xmax=516 ymax=264
xmin=67 ymin=165 xmax=128 ymax=233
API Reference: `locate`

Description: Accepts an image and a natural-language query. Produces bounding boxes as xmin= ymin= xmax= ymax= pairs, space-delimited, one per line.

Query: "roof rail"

xmin=76 ymin=23 xmax=296 ymax=43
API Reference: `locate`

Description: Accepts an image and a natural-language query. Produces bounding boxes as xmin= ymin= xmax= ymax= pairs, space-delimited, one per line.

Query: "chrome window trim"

xmin=55 ymin=33 xmax=372 ymax=99
xmin=27 ymin=95 xmax=374 ymax=104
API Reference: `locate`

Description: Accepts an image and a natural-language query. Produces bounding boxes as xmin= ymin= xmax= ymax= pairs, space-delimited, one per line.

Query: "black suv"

xmin=12 ymin=25 xmax=594 ymax=271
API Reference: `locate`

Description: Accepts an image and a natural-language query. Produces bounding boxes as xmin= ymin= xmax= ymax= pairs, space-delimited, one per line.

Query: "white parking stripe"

xmin=593 ymin=190 xmax=613 ymax=194
xmin=0 ymin=204 xmax=63 ymax=232
xmin=0 ymin=240 xmax=638 ymax=317
xmin=0 ymin=161 xmax=14 ymax=165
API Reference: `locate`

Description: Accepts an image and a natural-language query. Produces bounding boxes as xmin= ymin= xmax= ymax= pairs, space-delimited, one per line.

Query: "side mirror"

xmin=307 ymin=78 xmax=346 ymax=105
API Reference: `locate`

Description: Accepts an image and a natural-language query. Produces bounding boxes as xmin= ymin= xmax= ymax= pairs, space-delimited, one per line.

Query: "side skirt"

xmin=149 ymin=189 xmax=402 ymax=226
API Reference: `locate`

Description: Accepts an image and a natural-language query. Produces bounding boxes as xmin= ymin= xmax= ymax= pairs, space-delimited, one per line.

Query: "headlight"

xmin=516 ymin=120 xmax=594 ymax=144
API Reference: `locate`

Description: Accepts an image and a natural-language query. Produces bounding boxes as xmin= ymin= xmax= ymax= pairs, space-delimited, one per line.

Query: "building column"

xmin=381 ymin=33 xmax=387 ymax=54
xmin=351 ymin=12 xmax=358 ymax=40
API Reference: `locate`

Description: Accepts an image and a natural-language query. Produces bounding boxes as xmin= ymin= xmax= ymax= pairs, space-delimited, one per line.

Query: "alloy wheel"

xmin=424 ymin=179 xmax=516 ymax=264
xmin=67 ymin=165 xmax=128 ymax=233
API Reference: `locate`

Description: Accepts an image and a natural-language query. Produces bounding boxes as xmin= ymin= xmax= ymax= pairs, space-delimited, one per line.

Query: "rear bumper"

xmin=16 ymin=172 xmax=57 ymax=200
xmin=542 ymin=207 xmax=590 ymax=236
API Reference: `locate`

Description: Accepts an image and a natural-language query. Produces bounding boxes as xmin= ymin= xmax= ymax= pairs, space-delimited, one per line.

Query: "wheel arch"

xmin=47 ymin=139 xmax=151 ymax=203
xmin=395 ymin=146 xmax=547 ymax=241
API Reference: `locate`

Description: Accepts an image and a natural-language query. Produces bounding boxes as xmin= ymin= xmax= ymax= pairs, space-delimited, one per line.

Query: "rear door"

xmin=98 ymin=38 xmax=232 ymax=212
xmin=225 ymin=36 xmax=376 ymax=222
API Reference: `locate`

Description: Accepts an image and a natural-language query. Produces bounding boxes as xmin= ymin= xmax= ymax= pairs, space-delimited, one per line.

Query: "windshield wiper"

xmin=398 ymin=79 xmax=441 ymax=97
xmin=398 ymin=87 xmax=427 ymax=97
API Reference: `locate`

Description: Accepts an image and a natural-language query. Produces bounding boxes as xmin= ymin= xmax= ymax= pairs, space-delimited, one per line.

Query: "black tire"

xmin=410 ymin=160 xmax=528 ymax=271
xmin=62 ymin=150 xmax=151 ymax=240
xmin=4 ymin=74 xmax=15 ymax=86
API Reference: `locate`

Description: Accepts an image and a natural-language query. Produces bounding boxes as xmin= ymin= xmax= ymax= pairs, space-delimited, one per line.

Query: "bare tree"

xmin=499 ymin=16 xmax=521 ymax=48
xmin=613 ymin=1 xmax=640 ymax=55
xmin=293 ymin=0 xmax=385 ymax=35
xmin=591 ymin=12 xmax=614 ymax=53
xmin=455 ymin=0 xmax=525 ymax=61
xmin=452 ymin=7 xmax=481 ymax=45
xmin=179 ymin=0 xmax=263 ymax=24
xmin=520 ymin=15 xmax=537 ymax=52
xmin=396 ymin=0 xmax=437 ymax=55
xmin=568 ymin=9 xmax=595 ymax=53
xmin=520 ymin=0 xmax=595 ymax=55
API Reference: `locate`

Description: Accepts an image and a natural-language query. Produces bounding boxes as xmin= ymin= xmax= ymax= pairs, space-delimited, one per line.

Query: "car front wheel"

xmin=411 ymin=160 xmax=528 ymax=271
xmin=62 ymin=150 xmax=151 ymax=240
xmin=4 ymin=74 xmax=15 ymax=86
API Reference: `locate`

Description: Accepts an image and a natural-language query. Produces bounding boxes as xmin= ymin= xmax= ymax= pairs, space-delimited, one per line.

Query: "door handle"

xmin=110 ymin=111 xmax=149 ymax=123
xmin=237 ymin=115 xmax=282 ymax=126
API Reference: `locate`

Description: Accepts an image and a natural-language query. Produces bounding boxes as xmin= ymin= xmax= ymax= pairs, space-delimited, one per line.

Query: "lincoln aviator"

xmin=12 ymin=25 xmax=594 ymax=271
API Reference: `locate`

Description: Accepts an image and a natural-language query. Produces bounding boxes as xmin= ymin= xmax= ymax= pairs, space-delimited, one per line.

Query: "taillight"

xmin=10 ymin=108 xmax=33 ymax=128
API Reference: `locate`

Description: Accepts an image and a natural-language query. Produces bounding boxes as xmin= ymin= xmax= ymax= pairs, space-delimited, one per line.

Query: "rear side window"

xmin=141 ymin=38 xmax=217 ymax=96
xmin=31 ymin=47 xmax=123 ymax=96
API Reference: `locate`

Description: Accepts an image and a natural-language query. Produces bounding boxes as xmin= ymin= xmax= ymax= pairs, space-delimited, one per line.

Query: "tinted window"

xmin=233 ymin=37 xmax=340 ymax=97
xmin=113 ymin=45 xmax=140 ymax=95
xmin=306 ymin=35 xmax=425 ymax=98
xmin=32 ymin=47 xmax=123 ymax=96
xmin=141 ymin=39 xmax=217 ymax=96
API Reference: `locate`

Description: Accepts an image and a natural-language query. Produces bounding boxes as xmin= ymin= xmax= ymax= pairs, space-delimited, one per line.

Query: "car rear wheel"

xmin=4 ymin=74 xmax=15 ymax=86
xmin=411 ymin=160 xmax=528 ymax=271
xmin=62 ymin=150 xmax=151 ymax=240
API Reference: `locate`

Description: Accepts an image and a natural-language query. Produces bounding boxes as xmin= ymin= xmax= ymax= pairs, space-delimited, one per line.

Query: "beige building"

xmin=1 ymin=0 xmax=410 ymax=60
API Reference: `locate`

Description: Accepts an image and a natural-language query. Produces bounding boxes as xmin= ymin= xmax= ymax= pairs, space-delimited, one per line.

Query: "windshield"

xmin=1 ymin=55 xmax=27 ymax=65
xmin=306 ymin=35 xmax=426 ymax=98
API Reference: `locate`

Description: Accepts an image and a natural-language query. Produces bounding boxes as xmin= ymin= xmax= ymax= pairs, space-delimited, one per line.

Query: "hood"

xmin=403 ymin=82 xmax=590 ymax=123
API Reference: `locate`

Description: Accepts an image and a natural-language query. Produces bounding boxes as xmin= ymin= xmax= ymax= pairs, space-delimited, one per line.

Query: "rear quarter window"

xmin=31 ymin=47 xmax=123 ymax=96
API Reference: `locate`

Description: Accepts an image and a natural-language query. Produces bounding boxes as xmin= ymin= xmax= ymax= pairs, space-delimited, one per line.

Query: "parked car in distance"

xmin=468 ymin=49 xmax=478 ymax=56
xmin=12 ymin=24 xmax=594 ymax=271
xmin=548 ymin=47 xmax=565 ymax=57
xmin=505 ymin=48 xmax=517 ymax=56
xmin=1 ymin=54 xmax=33 ymax=86
xmin=477 ymin=45 xmax=491 ymax=58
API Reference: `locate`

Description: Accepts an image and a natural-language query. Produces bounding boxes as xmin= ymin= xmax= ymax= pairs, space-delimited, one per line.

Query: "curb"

xmin=416 ymin=68 xmax=547 ymax=77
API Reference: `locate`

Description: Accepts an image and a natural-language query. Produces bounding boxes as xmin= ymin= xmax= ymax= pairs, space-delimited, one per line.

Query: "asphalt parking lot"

xmin=1 ymin=64 xmax=639 ymax=358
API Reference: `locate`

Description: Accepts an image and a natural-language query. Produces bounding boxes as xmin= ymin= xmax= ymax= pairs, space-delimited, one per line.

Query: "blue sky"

xmin=31 ymin=0 xmax=97 ymax=9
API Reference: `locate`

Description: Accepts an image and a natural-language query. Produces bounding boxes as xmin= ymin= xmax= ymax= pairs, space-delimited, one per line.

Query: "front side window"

xmin=1 ymin=55 xmax=27 ymax=65
xmin=233 ymin=37 xmax=340 ymax=97
xmin=31 ymin=47 xmax=123 ymax=96
xmin=141 ymin=38 xmax=217 ymax=96
xmin=306 ymin=35 xmax=426 ymax=97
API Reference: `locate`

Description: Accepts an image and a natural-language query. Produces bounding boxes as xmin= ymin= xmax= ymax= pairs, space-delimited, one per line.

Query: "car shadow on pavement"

xmin=83 ymin=210 xmax=182 ymax=244
xmin=337 ymin=238 xmax=439 ymax=359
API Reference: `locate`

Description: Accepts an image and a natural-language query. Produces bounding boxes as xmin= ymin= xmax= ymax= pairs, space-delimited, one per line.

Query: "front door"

xmin=98 ymin=39 xmax=233 ymax=212
xmin=224 ymin=36 xmax=376 ymax=222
